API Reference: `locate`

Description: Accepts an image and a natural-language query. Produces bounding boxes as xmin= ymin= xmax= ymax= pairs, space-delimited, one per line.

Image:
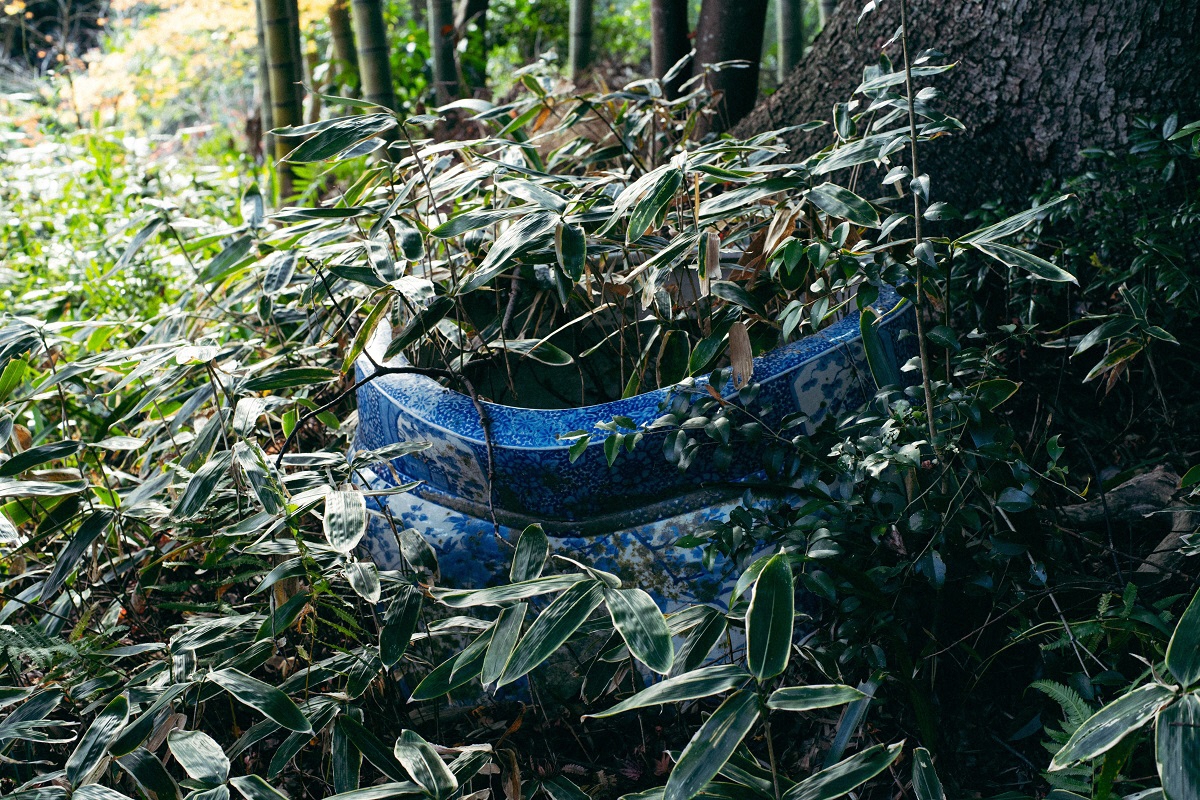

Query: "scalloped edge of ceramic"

xmin=354 ymin=288 xmax=916 ymax=603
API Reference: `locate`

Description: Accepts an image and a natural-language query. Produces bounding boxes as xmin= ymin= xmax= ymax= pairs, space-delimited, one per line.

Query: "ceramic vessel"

xmin=354 ymin=288 xmax=915 ymax=606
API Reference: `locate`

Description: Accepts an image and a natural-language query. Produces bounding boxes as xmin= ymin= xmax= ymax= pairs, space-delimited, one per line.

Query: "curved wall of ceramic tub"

xmin=354 ymin=288 xmax=917 ymax=607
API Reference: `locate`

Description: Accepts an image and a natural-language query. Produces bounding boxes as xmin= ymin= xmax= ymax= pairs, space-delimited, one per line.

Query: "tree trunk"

xmin=775 ymin=0 xmax=804 ymax=81
xmin=427 ymin=0 xmax=459 ymax=104
xmin=351 ymin=0 xmax=397 ymax=110
xmin=304 ymin=43 xmax=322 ymax=123
xmin=262 ymin=0 xmax=303 ymax=195
xmin=568 ymin=0 xmax=593 ymax=81
xmin=693 ymin=0 xmax=769 ymax=131
xmin=736 ymin=0 xmax=1200 ymax=212
xmin=650 ymin=0 xmax=689 ymax=97
xmin=328 ymin=0 xmax=359 ymax=97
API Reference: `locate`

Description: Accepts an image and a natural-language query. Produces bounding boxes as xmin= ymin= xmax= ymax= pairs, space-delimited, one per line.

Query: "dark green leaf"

xmin=972 ymin=241 xmax=1076 ymax=283
xmin=1050 ymin=683 xmax=1176 ymax=769
xmin=585 ymin=664 xmax=750 ymax=718
xmin=781 ymin=742 xmax=903 ymax=800
xmin=482 ymin=602 xmax=527 ymax=686
xmin=0 ymin=440 xmax=81 ymax=477
xmin=459 ymin=211 xmax=558 ymax=293
xmin=393 ymin=730 xmax=458 ymax=799
xmin=43 ymin=510 xmax=114 ymax=598
xmin=664 ymin=691 xmax=761 ymax=800
xmin=171 ymin=450 xmax=233 ymax=520
xmin=766 ymin=685 xmax=867 ymax=712
xmin=498 ymin=580 xmax=605 ymax=686
xmin=807 ymin=183 xmax=880 ymax=227
xmin=911 ymin=747 xmax=945 ymax=800
xmin=198 ymin=235 xmax=254 ymax=284
xmin=166 ymin=729 xmax=229 ymax=787
xmin=66 ymin=694 xmax=129 ymax=787
xmin=208 ymin=668 xmax=312 ymax=733
xmin=117 ymin=748 xmax=181 ymax=800
xmin=381 ymin=585 xmax=423 ymax=668
xmin=325 ymin=490 xmax=368 ymax=554
xmin=242 ymin=368 xmax=340 ymax=392
xmin=747 ymin=553 xmax=794 ymax=681
xmin=511 ymin=524 xmax=549 ymax=582
xmin=1157 ymin=693 xmax=1200 ymax=800
xmin=337 ymin=716 xmax=410 ymax=782
xmin=384 ymin=297 xmax=456 ymax=360
xmin=230 ymin=775 xmax=290 ymax=800
xmin=628 ymin=169 xmax=683 ymax=243
xmin=1166 ymin=590 xmax=1200 ymax=688
xmin=285 ymin=114 xmax=397 ymax=162
xmin=604 ymin=587 xmax=673 ymax=674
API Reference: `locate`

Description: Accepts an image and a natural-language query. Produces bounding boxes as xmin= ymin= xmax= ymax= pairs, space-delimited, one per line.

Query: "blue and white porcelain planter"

xmin=354 ymin=288 xmax=915 ymax=607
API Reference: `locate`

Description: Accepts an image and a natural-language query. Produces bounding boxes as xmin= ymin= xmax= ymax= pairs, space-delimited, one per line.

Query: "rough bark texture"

xmin=736 ymin=0 xmax=1200 ymax=211
xmin=651 ymin=0 xmax=690 ymax=97
xmin=694 ymin=0 xmax=769 ymax=131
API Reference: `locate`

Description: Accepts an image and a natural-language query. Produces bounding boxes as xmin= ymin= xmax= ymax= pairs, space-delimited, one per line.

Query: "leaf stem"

xmin=899 ymin=0 xmax=939 ymax=452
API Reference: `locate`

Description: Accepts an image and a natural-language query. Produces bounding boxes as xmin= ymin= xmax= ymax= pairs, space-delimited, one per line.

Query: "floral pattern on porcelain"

xmin=354 ymin=288 xmax=916 ymax=608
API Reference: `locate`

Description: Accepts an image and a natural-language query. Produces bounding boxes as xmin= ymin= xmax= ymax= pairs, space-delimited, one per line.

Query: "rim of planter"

xmin=352 ymin=284 xmax=907 ymax=534
xmin=360 ymin=286 xmax=907 ymax=450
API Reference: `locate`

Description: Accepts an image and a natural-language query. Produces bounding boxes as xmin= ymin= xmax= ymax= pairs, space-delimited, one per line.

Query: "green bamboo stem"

xmin=351 ymin=0 xmax=397 ymax=111
xmin=262 ymin=0 xmax=303 ymax=196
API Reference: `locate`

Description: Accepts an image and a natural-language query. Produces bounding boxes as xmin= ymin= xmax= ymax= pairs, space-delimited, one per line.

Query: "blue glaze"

xmin=354 ymin=288 xmax=916 ymax=606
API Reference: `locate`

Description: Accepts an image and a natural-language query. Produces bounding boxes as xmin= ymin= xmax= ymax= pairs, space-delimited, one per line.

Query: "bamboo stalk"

xmin=568 ymin=0 xmax=593 ymax=80
xmin=262 ymin=0 xmax=304 ymax=196
xmin=328 ymin=0 xmax=358 ymax=97
xmin=776 ymin=0 xmax=804 ymax=81
xmin=427 ymin=0 xmax=458 ymax=104
xmin=351 ymin=0 xmax=397 ymax=110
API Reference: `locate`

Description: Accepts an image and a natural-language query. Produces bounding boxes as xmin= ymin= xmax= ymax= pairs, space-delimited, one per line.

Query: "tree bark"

xmin=351 ymin=0 xmax=397 ymax=111
xmin=693 ymin=0 xmax=769 ymax=131
xmin=262 ymin=0 xmax=303 ymax=195
xmin=651 ymin=0 xmax=690 ymax=97
xmin=568 ymin=0 xmax=594 ymax=81
xmin=735 ymin=0 xmax=1200 ymax=212
xmin=775 ymin=0 xmax=804 ymax=82
xmin=428 ymin=0 xmax=459 ymax=103
xmin=328 ymin=0 xmax=359 ymax=97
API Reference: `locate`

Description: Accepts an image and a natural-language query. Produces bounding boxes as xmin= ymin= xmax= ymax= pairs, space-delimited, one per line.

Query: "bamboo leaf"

xmin=482 ymin=602 xmax=528 ymax=685
xmin=208 ymin=668 xmax=312 ymax=733
xmin=806 ymin=183 xmax=880 ymax=227
xmin=664 ymin=691 xmax=761 ymax=800
xmin=1156 ymin=693 xmax=1200 ymax=800
xmin=393 ymin=730 xmax=458 ymax=799
xmin=604 ymin=587 xmax=674 ymax=674
xmin=166 ymin=729 xmax=229 ymax=788
xmin=66 ymin=694 xmax=129 ymax=787
xmin=43 ymin=509 xmax=114 ymax=598
xmin=1166 ymin=589 xmax=1200 ymax=688
xmin=911 ymin=747 xmax=945 ymax=800
xmin=766 ymin=685 xmax=867 ymax=712
xmin=585 ymin=664 xmax=750 ymax=719
xmin=781 ymin=742 xmax=903 ymax=800
xmin=747 ymin=553 xmax=794 ymax=681
xmin=324 ymin=490 xmax=368 ymax=554
xmin=511 ymin=524 xmax=549 ymax=582
xmin=1050 ymin=683 xmax=1176 ymax=770
xmin=498 ymin=580 xmax=605 ymax=686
